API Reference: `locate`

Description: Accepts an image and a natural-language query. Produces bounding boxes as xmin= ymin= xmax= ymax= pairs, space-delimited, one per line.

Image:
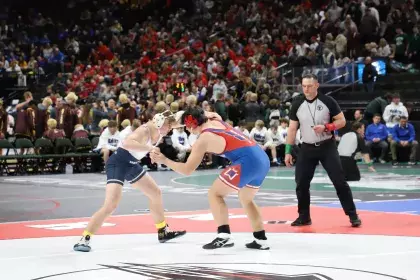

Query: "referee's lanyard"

xmin=306 ymin=100 xmax=322 ymax=144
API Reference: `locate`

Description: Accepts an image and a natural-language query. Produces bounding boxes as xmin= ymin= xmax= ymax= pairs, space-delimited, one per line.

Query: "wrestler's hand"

xmin=368 ymin=166 xmax=376 ymax=172
xmin=150 ymin=150 xmax=167 ymax=164
xmin=151 ymin=147 xmax=160 ymax=154
xmin=205 ymin=111 xmax=222 ymax=121
xmin=285 ymin=154 xmax=294 ymax=167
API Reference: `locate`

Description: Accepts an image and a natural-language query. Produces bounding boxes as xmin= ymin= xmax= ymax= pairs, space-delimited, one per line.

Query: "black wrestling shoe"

xmin=291 ymin=216 xmax=312 ymax=226
xmin=245 ymin=239 xmax=270 ymax=250
xmin=158 ymin=226 xmax=186 ymax=243
xmin=202 ymin=233 xmax=234 ymax=250
xmin=350 ymin=214 xmax=362 ymax=227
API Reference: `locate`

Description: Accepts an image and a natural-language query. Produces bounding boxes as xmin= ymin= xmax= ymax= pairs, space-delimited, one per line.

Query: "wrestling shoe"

xmin=202 ymin=233 xmax=234 ymax=250
xmin=246 ymin=239 xmax=270 ymax=250
xmin=73 ymin=235 xmax=91 ymax=252
xmin=158 ymin=225 xmax=186 ymax=243
xmin=350 ymin=214 xmax=362 ymax=227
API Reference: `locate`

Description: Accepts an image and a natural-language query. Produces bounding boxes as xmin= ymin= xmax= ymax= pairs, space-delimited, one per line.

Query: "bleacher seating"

xmin=0 ymin=137 xmax=102 ymax=176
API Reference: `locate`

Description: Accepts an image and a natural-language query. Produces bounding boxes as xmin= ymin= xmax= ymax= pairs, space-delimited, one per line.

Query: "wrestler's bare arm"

xmin=204 ymin=111 xmax=222 ymax=121
xmin=122 ymin=126 xmax=154 ymax=153
xmin=160 ymin=133 xmax=209 ymax=176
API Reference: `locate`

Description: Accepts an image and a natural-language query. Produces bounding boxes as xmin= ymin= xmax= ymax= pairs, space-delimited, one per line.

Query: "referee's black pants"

xmin=295 ymin=139 xmax=357 ymax=218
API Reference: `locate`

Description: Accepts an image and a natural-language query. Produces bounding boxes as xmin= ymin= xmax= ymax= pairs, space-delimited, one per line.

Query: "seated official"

xmin=390 ymin=116 xmax=418 ymax=166
xmin=365 ymin=114 xmax=389 ymax=163
xmin=338 ymin=122 xmax=375 ymax=181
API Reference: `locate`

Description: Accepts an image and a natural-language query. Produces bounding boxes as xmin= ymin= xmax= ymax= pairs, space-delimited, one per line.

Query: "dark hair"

xmin=108 ymin=120 xmax=118 ymax=128
xmin=400 ymin=116 xmax=408 ymax=120
xmin=238 ymin=120 xmax=246 ymax=127
xmin=373 ymin=114 xmax=381 ymax=118
xmin=352 ymin=121 xmax=364 ymax=131
xmin=392 ymin=92 xmax=400 ymax=98
xmin=181 ymin=107 xmax=208 ymax=127
xmin=301 ymin=73 xmax=318 ymax=81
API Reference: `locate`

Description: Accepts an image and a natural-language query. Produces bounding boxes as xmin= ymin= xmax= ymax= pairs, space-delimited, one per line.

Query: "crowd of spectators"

xmin=0 ymin=0 xmax=419 ymax=169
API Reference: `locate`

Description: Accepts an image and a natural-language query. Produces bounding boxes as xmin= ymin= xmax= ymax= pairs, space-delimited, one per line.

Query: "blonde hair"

xmin=255 ymin=120 xmax=265 ymax=128
xmin=250 ymin=93 xmax=258 ymax=102
xmin=43 ymin=97 xmax=53 ymax=106
xmin=119 ymin=93 xmax=129 ymax=104
xmin=74 ymin=124 xmax=84 ymax=130
xmin=186 ymin=95 xmax=197 ymax=107
xmin=98 ymin=119 xmax=109 ymax=128
xmin=170 ymin=101 xmax=179 ymax=113
xmin=65 ymin=92 xmax=78 ymax=103
xmin=24 ymin=91 xmax=33 ymax=99
xmin=132 ymin=119 xmax=141 ymax=130
xmin=165 ymin=94 xmax=174 ymax=104
xmin=47 ymin=119 xmax=57 ymax=129
xmin=121 ymin=119 xmax=131 ymax=128
xmin=155 ymin=101 xmax=167 ymax=113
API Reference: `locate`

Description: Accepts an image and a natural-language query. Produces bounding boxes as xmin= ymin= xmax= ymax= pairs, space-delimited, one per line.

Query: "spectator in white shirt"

xmin=250 ymin=120 xmax=269 ymax=149
xmin=377 ymin=38 xmax=391 ymax=57
xmin=95 ymin=120 xmax=120 ymax=164
xmin=265 ymin=123 xmax=283 ymax=165
xmin=119 ymin=119 xmax=141 ymax=143
xmin=383 ymin=93 xmax=408 ymax=132
xmin=234 ymin=120 xmax=250 ymax=138
xmin=211 ymin=77 xmax=228 ymax=101
xmin=171 ymin=126 xmax=191 ymax=161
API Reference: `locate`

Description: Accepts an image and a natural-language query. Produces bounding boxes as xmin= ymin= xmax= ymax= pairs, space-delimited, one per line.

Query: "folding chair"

xmin=0 ymin=139 xmax=16 ymax=175
xmin=91 ymin=136 xmax=100 ymax=150
xmin=14 ymin=138 xmax=35 ymax=175
xmin=34 ymin=138 xmax=54 ymax=173
xmin=55 ymin=138 xmax=74 ymax=173
xmin=73 ymin=138 xmax=92 ymax=173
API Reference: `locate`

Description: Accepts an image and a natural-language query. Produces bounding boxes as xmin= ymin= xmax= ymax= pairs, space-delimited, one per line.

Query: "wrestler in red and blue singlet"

xmin=202 ymin=121 xmax=270 ymax=190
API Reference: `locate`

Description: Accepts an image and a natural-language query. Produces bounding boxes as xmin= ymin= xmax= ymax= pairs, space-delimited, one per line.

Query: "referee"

xmin=338 ymin=122 xmax=376 ymax=181
xmin=284 ymin=73 xmax=361 ymax=227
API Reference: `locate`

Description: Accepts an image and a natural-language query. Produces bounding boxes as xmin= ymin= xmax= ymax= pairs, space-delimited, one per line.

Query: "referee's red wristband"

xmin=325 ymin=123 xmax=336 ymax=132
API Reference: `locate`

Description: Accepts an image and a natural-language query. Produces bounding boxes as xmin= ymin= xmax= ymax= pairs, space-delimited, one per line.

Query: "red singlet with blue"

xmin=202 ymin=121 xmax=270 ymax=190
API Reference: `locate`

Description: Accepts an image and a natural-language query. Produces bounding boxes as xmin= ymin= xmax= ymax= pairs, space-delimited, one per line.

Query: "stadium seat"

xmin=35 ymin=138 xmax=54 ymax=155
xmin=34 ymin=138 xmax=55 ymax=173
xmin=14 ymin=138 xmax=36 ymax=174
xmin=74 ymin=138 xmax=92 ymax=153
xmin=14 ymin=138 xmax=34 ymax=153
xmin=91 ymin=137 xmax=100 ymax=149
xmin=55 ymin=138 xmax=74 ymax=154
xmin=0 ymin=139 xmax=16 ymax=156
